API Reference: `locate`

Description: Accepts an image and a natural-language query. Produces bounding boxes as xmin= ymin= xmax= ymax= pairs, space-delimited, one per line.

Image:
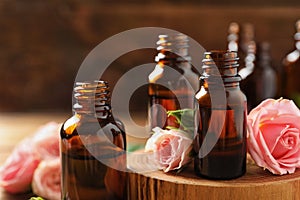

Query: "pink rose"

xmin=32 ymin=158 xmax=61 ymax=200
xmin=0 ymin=139 xmax=40 ymax=194
xmin=247 ymin=98 xmax=300 ymax=175
xmin=0 ymin=122 xmax=61 ymax=194
xmin=145 ymin=127 xmax=193 ymax=172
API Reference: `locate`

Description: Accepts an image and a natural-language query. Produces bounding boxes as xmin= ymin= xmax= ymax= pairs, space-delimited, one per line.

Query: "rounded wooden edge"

xmin=128 ymin=163 xmax=300 ymax=200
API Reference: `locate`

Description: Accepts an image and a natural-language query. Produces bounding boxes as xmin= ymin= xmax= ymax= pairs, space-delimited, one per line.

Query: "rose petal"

xmin=257 ymin=132 xmax=288 ymax=175
xmin=259 ymin=123 xmax=285 ymax=153
xmin=247 ymin=122 xmax=266 ymax=167
xmin=145 ymin=127 xmax=165 ymax=152
xmin=248 ymin=118 xmax=287 ymax=175
xmin=268 ymin=115 xmax=300 ymax=131
xmin=272 ymin=128 xmax=300 ymax=159
xmin=32 ymin=158 xmax=61 ymax=200
xmin=252 ymin=98 xmax=300 ymax=117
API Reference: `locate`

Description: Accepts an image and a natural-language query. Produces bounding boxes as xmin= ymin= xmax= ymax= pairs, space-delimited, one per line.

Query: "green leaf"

xmin=167 ymin=109 xmax=195 ymax=137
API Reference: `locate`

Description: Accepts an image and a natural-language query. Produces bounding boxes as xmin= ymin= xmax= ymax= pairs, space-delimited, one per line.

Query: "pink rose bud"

xmin=32 ymin=158 xmax=61 ymax=200
xmin=247 ymin=98 xmax=300 ymax=175
xmin=145 ymin=127 xmax=193 ymax=172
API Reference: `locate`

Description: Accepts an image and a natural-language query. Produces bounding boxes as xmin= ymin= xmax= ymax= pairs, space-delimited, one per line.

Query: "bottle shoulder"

xmin=227 ymin=89 xmax=247 ymax=104
xmin=61 ymin=114 xmax=81 ymax=137
xmin=61 ymin=114 xmax=125 ymax=139
xmin=196 ymin=86 xmax=246 ymax=106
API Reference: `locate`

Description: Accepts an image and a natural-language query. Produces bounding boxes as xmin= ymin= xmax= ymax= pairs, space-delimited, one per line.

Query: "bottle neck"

xmin=73 ymin=81 xmax=112 ymax=119
xmin=256 ymin=42 xmax=272 ymax=68
xmin=240 ymin=23 xmax=255 ymax=53
xmin=149 ymin=33 xmax=194 ymax=83
xmin=201 ymin=50 xmax=241 ymax=88
xmin=155 ymin=33 xmax=191 ymax=67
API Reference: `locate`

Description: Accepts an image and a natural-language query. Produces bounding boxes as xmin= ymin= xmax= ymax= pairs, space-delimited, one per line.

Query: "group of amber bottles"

xmin=60 ymin=19 xmax=300 ymax=199
xmin=227 ymin=22 xmax=277 ymax=111
xmin=226 ymin=20 xmax=300 ymax=110
xmin=148 ymin=33 xmax=247 ymax=179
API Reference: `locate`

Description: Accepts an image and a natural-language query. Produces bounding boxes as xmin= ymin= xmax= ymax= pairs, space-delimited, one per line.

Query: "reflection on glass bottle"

xmin=60 ymin=81 xmax=127 ymax=200
xmin=282 ymin=20 xmax=300 ymax=107
xmin=148 ymin=33 xmax=199 ymax=130
xmin=194 ymin=50 xmax=247 ymax=180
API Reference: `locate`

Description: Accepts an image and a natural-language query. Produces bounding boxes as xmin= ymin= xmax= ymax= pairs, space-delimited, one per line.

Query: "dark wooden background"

xmin=0 ymin=0 xmax=299 ymax=113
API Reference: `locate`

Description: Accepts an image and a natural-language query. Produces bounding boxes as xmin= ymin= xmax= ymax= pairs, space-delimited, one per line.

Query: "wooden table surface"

xmin=0 ymin=112 xmax=68 ymax=200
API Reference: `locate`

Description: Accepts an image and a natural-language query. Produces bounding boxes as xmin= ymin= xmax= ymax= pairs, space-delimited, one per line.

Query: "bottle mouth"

xmin=156 ymin=33 xmax=190 ymax=58
xmin=74 ymin=80 xmax=108 ymax=91
xmin=203 ymin=50 xmax=239 ymax=63
xmin=202 ymin=50 xmax=239 ymax=72
xmin=201 ymin=50 xmax=240 ymax=78
xmin=74 ymin=80 xmax=109 ymax=99
xmin=73 ymin=80 xmax=111 ymax=116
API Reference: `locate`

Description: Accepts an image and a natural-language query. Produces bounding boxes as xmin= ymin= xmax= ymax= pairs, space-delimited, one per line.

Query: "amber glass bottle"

xmin=243 ymin=42 xmax=277 ymax=109
xmin=194 ymin=50 xmax=247 ymax=180
xmin=148 ymin=33 xmax=199 ymax=130
xmin=282 ymin=20 xmax=300 ymax=107
xmin=60 ymin=80 xmax=127 ymax=200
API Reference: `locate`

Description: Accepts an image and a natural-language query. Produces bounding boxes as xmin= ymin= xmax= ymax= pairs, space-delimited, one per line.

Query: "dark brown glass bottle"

xmin=60 ymin=80 xmax=127 ymax=200
xmin=243 ymin=42 xmax=277 ymax=109
xmin=194 ymin=50 xmax=247 ymax=180
xmin=148 ymin=33 xmax=199 ymax=130
xmin=282 ymin=20 xmax=300 ymax=107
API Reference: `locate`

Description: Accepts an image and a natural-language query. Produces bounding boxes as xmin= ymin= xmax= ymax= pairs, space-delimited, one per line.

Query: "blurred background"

xmin=0 ymin=0 xmax=299 ymax=113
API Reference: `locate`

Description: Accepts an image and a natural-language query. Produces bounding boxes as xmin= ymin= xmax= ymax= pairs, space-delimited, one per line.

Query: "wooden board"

xmin=128 ymin=162 xmax=300 ymax=200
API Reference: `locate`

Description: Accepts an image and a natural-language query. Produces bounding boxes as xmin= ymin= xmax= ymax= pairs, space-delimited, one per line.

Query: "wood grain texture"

xmin=128 ymin=163 xmax=300 ymax=200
